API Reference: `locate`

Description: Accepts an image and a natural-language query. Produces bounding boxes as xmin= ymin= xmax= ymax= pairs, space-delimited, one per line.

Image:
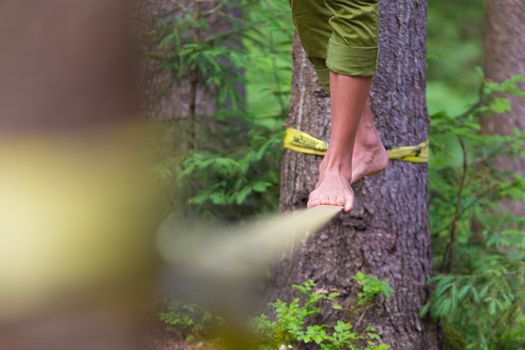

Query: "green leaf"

xmin=235 ymin=186 xmax=252 ymax=205
xmin=252 ymin=181 xmax=271 ymax=192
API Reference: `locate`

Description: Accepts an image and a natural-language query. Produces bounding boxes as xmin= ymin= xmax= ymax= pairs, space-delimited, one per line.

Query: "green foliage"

xmin=159 ymin=300 xmax=222 ymax=342
xmin=424 ymin=74 xmax=525 ymax=350
xmin=441 ymin=320 xmax=468 ymax=350
xmin=254 ymin=279 xmax=391 ymax=350
xmin=160 ymin=278 xmax=392 ymax=349
xmin=176 ymin=129 xmax=283 ymax=219
xmin=353 ymin=272 xmax=394 ymax=306
xmin=150 ymin=0 xmax=247 ymax=107
xmin=150 ymin=0 xmax=292 ymax=219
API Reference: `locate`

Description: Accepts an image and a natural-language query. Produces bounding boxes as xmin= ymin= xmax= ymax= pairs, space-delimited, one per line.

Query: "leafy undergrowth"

xmin=161 ymin=277 xmax=393 ymax=350
xmin=424 ymin=73 xmax=525 ymax=349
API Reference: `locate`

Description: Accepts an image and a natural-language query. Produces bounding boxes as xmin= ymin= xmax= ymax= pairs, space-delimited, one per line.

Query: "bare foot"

xmin=351 ymin=134 xmax=388 ymax=184
xmin=350 ymin=103 xmax=388 ymax=183
xmin=316 ymin=128 xmax=388 ymax=186
xmin=308 ymin=75 xmax=375 ymax=213
xmin=307 ymin=170 xmax=354 ymax=212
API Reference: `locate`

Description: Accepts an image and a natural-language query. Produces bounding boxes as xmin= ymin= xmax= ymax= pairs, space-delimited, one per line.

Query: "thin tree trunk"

xmin=481 ymin=0 xmax=525 ymax=216
xmin=273 ymin=0 xmax=443 ymax=348
xmin=137 ymin=0 xmax=245 ymax=212
xmin=137 ymin=2 xmax=245 ymax=348
xmin=137 ymin=0 xmax=219 ymax=121
xmin=137 ymin=0 xmax=245 ymax=120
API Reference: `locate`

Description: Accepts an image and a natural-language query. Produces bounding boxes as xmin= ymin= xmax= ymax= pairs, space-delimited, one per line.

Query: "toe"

xmin=320 ymin=194 xmax=330 ymax=205
xmin=307 ymin=195 xmax=321 ymax=208
xmin=329 ymin=195 xmax=338 ymax=206
xmin=336 ymin=197 xmax=345 ymax=206
xmin=343 ymin=197 xmax=353 ymax=212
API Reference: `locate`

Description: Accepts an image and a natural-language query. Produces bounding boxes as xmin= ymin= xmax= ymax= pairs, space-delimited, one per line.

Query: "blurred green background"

xmin=426 ymin=0 xmax=484 ymax=115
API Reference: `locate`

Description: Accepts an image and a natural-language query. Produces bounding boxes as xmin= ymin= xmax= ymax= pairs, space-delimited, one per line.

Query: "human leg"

xmin=290 ymin=0 xmax=385 ymax=210
xmin=307 ymin=74 xmax=372 ymax=211
xmin=307 ymin=0 xmax=381 ymax=211
xmin=350 ymin=99 xmax=388 ymax=184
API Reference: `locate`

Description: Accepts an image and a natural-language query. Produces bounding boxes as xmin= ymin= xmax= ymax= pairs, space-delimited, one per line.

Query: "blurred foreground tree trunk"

xmin=0 ymin=0 xmax=137 ymax=131
xmin=273 ymin=0 xmax=443 ymax=348
xmin=481 ymin=0 xmax=525 ymax=216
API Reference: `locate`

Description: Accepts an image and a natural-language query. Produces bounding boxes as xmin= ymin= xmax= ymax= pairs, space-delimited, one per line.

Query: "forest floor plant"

xmin=160 ymin=277 xmax=392 ymax=350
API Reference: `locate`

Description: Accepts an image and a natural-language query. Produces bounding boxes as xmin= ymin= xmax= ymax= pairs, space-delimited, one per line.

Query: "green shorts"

xmin=289 ymin=0 xmax=379 ymax=91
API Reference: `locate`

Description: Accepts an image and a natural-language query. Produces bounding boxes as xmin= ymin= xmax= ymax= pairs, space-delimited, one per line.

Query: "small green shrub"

xmin=254 ymin=279 xmax=391 ymax=350
xmin=159 ymin=300 xmax=221 ymax=342
xmin=353 ymin=272 xmax=394 ymax=306
xmin=160 ymin=277 xmax=393 ymax=349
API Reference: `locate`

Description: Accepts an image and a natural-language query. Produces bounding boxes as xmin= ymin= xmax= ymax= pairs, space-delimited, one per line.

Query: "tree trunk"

xmin=137 ymin=0 xmax=219 ymax=120
xmin=481 ymin=0 xmax=525 ymax=216
xmin=274 ymin=0 xmax=443 ymax=349
xmin=137 ymin=0 xmax=245 ymax=119
xmin=137 ymin=2 xmax=245 ymax=348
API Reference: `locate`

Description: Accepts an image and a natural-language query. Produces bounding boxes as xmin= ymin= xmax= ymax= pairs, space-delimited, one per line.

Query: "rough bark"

xmin=481 ymin=0 xmax=525 ymax=216
xmin=274 ymin=0 xmax=443 ymax=349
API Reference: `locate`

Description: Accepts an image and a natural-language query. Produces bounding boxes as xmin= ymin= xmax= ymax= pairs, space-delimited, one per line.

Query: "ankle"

xmin=356 ymin=124 xmax=382 ymax=149
xmin=319 ymin=157 xmax=352 ymax=180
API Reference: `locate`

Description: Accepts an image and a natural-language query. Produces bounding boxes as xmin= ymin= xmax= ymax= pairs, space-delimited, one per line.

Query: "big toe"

xmin=343 ymin=196 xmax=354 ymax=212
xmin=307 ymin=194 xmax=321 ymax=208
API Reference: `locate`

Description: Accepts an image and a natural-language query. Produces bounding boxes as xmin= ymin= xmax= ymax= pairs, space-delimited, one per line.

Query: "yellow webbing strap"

xmin=283 ymin=127 xmax=428 ymax=163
